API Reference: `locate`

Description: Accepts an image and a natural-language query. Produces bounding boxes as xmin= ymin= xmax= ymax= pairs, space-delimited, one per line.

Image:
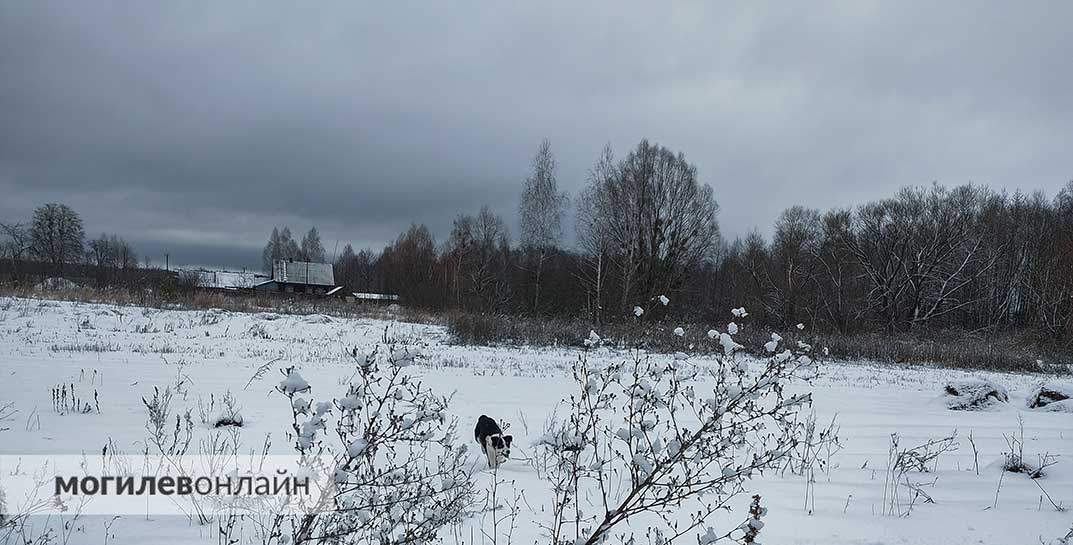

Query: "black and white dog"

xmin=474 ymin=415 xmax=512 ymax=468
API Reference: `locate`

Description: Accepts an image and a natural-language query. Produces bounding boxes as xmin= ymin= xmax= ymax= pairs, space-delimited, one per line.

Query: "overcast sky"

xmin=2 ymin=2 xmax=1071 ymax=270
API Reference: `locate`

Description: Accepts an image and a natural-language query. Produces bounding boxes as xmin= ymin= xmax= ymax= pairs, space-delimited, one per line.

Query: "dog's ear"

xmin=503 ymin=435 xmax=512 ymax=447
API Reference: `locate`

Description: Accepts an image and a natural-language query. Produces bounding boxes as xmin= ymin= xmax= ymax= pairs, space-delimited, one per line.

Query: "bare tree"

xmin=0 ymin=221 xmax=31 ymax=279
xmin=812 ymin=209 xmax=857 ymax=333
xmin=1026 ymin=181 xmax=1073 ymax=341
xmin=770 ymin=206 xmax=821 ymax=327
xmin=447 ymin=207 xmax=512 ymax=312
xmin=588 ymin=140 xmax=720 ymax=314
xmin=87 ymin=234 xmax=138 ymax=286
xmin=381 ymin=224 xmax=439 ymax=306
xmin=336 ymin=244 xmax=379 ymax=292
xmin=519 ymin=139 xmax=568 ymax=313
xmin=352 ymin=249 xmax=378 ymax=292
xmin=843 ymin=185 xmax=993 ymax=331
xmin=575 ymin=150 xmax=614 ymax=325
xmin=741 ymin=231 xmax=776 ymax=321
xmin=29 ymin=203 xmax=85 ymax=272
xmin=114 ymin=237 xmax=138 ymax=270
xmin=88 ymin=233 xmax=116 ymax=269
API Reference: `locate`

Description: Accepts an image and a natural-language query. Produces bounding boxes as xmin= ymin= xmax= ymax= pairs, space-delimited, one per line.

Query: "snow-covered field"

xmin=0 ymin=296 xmax=1070 ymax=544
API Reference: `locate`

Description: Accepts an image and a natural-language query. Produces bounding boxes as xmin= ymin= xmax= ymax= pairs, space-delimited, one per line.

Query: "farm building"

xmin=254 ymin=260 xmax=338 ymax=295
xmin=180 ymin=268 xmax=270 ymax=291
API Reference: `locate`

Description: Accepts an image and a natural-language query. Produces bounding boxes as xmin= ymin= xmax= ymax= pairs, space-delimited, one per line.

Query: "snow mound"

xmin=1026 ymin=382 xmax=1073 ymax=412
xmin=303 ymin=314 xmax=333 ymax=324
xmin=279 ymin=369 xmax=311 ymax=395
xmin=943 ymin=378 xmax=1008 ymax=411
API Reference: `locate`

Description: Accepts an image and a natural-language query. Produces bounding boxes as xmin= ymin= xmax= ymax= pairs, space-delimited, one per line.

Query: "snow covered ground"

xmin=0 ymin=296 xmax=1070 ymax=544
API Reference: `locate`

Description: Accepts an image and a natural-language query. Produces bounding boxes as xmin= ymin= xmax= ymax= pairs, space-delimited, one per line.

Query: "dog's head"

xmin=486 ymin=434 xmax=513 ymax=460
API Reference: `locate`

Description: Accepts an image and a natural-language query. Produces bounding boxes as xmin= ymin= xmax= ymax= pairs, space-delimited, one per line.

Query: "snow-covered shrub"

xmin=198 ymin=390 xmax=244 ymax=428
xmin=780 ymin=411 xmax=842 ymax=514
xmin=1000 ymin=416 xmax=1058 ymax=480
xmin=245 ymin=323 xmax=270 ymax=339
xmin=882 ymin=432 xmax=957 ymax=516
xmin=142 ymin=386 xmax=193 ymax=458
xmin=943 ymin=378 xmax=1008 ymax=410
xmin=142 ymin=385 xmax=218 ymax=525
xmin=1026 ymin=382 xmax=1073 ymax=412
xmin=534 ymin=310 xmax=812 ymax=545
xmin=275 ymin=345 xmax=475 ymax=545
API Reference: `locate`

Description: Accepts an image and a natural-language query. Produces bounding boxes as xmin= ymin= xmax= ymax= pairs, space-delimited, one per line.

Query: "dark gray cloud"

xmin=2 ymin=2 xmax=1071 ymax=269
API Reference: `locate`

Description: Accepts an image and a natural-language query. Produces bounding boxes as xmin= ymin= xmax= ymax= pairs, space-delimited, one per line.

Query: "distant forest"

xmin=334 ymin=140 xmax=1073 ymax=347
xmin=3 ymin=139 xmax=1072 ymax=346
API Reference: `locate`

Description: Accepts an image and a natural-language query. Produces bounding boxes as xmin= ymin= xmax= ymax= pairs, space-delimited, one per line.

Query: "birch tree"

xmin=519 ymin=139 xmax=568 ymax=313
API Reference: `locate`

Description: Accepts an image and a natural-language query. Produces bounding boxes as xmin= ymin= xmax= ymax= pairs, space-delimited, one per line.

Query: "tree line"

xmin=262 ymin=226 xmax=327 ymax=271
xmin=329 ymin=139 xmax=723 ymax=322
xmin=3 ymin=138 xmax=1070 ymax=345
xmin=327 ymin=140 xmax=1073 ymax=345
xmin=707 ymin=184 xmax=1073 ymax=342
xmin=1 ymin=203 xmax=140 ymax=285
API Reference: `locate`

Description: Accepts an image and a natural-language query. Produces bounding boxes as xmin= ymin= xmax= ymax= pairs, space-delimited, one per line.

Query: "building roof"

xmin=180 ymin=268 xmax=270 ymax=290
xmin=273 ymin=260 xmax=335 ymax=286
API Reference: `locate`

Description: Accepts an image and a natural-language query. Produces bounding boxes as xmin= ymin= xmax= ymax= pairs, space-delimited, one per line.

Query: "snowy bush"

xmin=943 ymin=378 xmax=1008 ymax=410
xmin=275 ymin=344 xmax=475 ymax=545
xmin=999 ymin=416 xmax=1059 ymax=481
xmin=534 ymin=310 xmax=812 ymax=544
xmin=780 ymin=411 xmax=842 ymax=514
xmin=882 ymin=432 xmax=958 ymax=516
xmin=1026 ymin=382 xmax=1073 ymax=412
xmin=142 ymin=385 xmax=220 ymax=525
xmin=197 ymin=390 xmax=244 ymax=428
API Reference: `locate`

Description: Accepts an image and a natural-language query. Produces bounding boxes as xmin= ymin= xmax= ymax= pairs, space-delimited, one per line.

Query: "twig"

xmin=243 ymin=357 xmax=282 ymax=390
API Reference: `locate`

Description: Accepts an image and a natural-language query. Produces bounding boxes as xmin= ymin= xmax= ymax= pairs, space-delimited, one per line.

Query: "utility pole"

xmin=165 ymin=253 xmax=169 ymax=272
